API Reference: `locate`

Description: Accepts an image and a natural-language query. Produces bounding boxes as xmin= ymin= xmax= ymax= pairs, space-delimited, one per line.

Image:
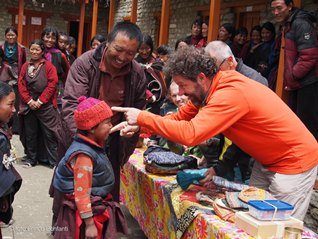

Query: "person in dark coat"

xmin=272 ymin=0 xmax=318 ymax=141
xmin=135 ymin=34 xmax=167 ymax=115
xmin=243 ymin=22 xmax=276 ymax=79
xmin=90 ymin=34 xmax=106 ymax=50
xmin=0 ymin=48 xmax=17 ymax=86
xmin=230 ymin=27 xmax=248 ymax=57
xmin=184 ymin=16 xmax=203 ymax=48
xmin=56 ymin=22 xmax=147 ymax=208
xmin=0 ymin=82 xmax=22 ymax=232
xmin=241 ymin=25 xmax=262 ymax=66
xmin=1 ymin=26 xmax=26 ymax=135
xmin=66 ymin=36 xmax=77 ymax=65
xmin=217 ymin=23 xmax=236 ymax=46
xmin=18 ymin=39 xmax=59 ymax=168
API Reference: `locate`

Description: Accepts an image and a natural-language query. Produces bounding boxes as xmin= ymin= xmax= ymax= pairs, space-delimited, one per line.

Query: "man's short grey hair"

xmin=205 ymin=40 xmax=234 ymax=60
xmin=164 ymin=46 xmax=218 ymax=82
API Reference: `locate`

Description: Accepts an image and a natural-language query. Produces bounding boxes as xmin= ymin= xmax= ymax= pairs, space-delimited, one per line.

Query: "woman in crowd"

xmin=243 ymin=22 xmax=276 ymax=78
xmin=18 ymin=39 xmax=59 ymax=168
xmin=135 ymin=34 xmax=157 ymax=64
xmin=90 ymin=34 xmax=106 ymax=50
xmin=184 ymin=16 xmax=203 ymax=48
xmin=135 ymin=34 xmax=166 ymax=115
xmin=1 ymin=26 xmax=26 ymax=77
xmin=197 ymin=20 xmax=208 ymax=48
xmin=240 ymin=25 xmax=262 ymax=61
xmin=230 ymin=27 xmax=248 ymax=57
xmin=175 ymin=38 xmax=189 ymax=51
xmin=217 ymin=23 xmax=236 ymax=46
xmin=156 ymin=45 xmax=173 ymax=63
xmin=257 ymin=22 xmax=276 ymax=78
xmin=41 ymin=27 xmax=70 ymax=111
xmin=1 ymin=26 xmax=26 ymax=134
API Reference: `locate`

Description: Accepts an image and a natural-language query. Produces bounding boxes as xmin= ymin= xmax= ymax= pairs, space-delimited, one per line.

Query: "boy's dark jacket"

xmin=0 ymin=127 xmax=22 ymax=223
xmin=53 ymin=135 xmax=114 ymax=197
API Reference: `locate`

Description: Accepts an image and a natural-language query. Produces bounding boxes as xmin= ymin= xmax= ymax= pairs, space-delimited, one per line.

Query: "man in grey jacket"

xmin=205 ymin=40 xmax=268 ymax=86
xmin=271 ymin=0 xmax=318 ymax=141
xmin=201 ymin=40 xmax=267 ymax=183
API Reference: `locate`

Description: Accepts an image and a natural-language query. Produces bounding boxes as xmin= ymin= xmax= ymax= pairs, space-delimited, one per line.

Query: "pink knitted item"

xmin=74 ymin=96 xmax=113 ymax=130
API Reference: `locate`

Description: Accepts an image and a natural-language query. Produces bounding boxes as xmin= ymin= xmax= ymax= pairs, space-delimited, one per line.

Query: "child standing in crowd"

xmin=57 ymin=32 xmax=69 ymax=55
xmin=0 ymin=82 xmax=22 ymax=235
xmin=53 ymin=96 xmax=127 ymax=239
xmin=90 ymin=34 xmax=106 ymax=50
xmin=66 ymin=36 xmax=77 ymax=65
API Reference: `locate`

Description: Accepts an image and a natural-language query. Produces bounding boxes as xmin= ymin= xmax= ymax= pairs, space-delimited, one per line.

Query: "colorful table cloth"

xmin=120 ymin=148 xmax=318 ymax=239
xmin=120 ymin=148 xmax=254 ymax=239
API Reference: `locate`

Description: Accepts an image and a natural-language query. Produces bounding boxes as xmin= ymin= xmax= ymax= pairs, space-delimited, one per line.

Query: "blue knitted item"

xmin=176 ymin=168 xmax=208 ymax=190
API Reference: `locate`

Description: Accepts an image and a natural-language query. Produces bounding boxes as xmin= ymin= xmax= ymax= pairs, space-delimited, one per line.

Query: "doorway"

xmin=239 ymin=11 xmax=261 ymax=35
xmin=69 ymin=21 xmax=91 ymax=56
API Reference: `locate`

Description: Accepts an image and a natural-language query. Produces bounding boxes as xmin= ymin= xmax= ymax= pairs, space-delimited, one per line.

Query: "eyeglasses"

xmin=218 ymin=58 xmax=228 ymax=69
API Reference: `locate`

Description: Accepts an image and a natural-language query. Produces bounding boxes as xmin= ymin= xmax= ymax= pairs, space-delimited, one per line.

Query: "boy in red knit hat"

xmin=53 ymin=96 xmax=128 ymax=239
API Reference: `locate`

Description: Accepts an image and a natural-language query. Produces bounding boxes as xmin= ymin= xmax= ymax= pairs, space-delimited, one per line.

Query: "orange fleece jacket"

xmin=138 ymin=70 xmax=318 ymax=174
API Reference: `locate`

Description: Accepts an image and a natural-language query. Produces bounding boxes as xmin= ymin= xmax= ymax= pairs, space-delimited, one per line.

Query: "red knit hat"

xmin=74 ymin=96 xmax=113 ymax=130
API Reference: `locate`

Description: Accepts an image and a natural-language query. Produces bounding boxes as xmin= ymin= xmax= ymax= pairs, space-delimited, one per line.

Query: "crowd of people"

xmin=0 ymin=0 xmax=317 ymax=238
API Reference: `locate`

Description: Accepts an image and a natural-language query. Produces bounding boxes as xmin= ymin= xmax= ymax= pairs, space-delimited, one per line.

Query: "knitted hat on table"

xmin=74 ymin=96 xmax=113 ymax=130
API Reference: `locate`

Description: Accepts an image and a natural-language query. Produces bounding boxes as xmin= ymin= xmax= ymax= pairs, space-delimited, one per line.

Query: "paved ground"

xmin=1 ymin=135 xmax=147 ymax=239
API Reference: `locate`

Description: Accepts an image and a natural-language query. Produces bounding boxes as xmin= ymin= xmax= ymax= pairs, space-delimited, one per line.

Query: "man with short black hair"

xmin=58 ymin=21 xmax=147 ymax=202
xmin=271 ymin=0 xmax=318 ymax=140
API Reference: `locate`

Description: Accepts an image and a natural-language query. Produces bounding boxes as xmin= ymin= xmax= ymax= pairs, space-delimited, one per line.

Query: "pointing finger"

xmin=111 ymin=106 xmax=130 ymax=112
xmin=110 ymin=121 xmax=128 ymax=134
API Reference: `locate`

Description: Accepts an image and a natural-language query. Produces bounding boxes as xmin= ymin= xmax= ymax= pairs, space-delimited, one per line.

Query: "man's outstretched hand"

xmin=110 ymin=121 xmax=139 ymax=138
xmin=199 ymin=167 xmax=216 ymax=184
xmin=111 ymin=106 xmax=141 ymax=125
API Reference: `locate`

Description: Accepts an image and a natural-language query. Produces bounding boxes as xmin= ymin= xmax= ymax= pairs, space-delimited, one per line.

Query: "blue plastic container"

xmin=247 ymin=200 xmax=294 ymax=220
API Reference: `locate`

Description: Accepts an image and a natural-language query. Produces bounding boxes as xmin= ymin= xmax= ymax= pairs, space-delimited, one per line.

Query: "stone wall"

xmin=305 ymin=190 xmax=318 ymax=233
xmin=113 ymin=0 xmax=212 ymax=48
xmin=0 ymin=0 xmax=316 ymax=49
xmin=112 ymin=0 xmax=318 ymax=48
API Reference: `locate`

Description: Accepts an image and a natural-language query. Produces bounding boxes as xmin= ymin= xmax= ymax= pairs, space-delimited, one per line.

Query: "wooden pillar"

xmin=293 ymin=0 xmax=301 ymax=7
xmin=159 ymin=0 xmax=170 ymax=46
xmin=131 ymin=0 xmax=138 ymax=23
xmin=275 ymin=54 xmax=288 ymax=102
xmin=77 ymin=0 xmax=86 ymax=56
xmin=207 ymin=0 xmax=220 ymax=42
xmin=108 ymin=0 xmax=115 ymax=32
xmin=91 ymin=0 xmax=99 ymax=38
xmin=17 ymin=0 xmax=24 ymax=44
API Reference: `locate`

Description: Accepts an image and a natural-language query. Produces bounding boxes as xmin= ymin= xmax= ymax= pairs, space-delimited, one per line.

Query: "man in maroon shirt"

xmin=52 ymin=22 xmax=147 ymax=227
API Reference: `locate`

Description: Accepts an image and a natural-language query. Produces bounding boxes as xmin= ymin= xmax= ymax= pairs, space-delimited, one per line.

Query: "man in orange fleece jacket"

xmin=112 ymin=46 xmax=318 ymax=220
